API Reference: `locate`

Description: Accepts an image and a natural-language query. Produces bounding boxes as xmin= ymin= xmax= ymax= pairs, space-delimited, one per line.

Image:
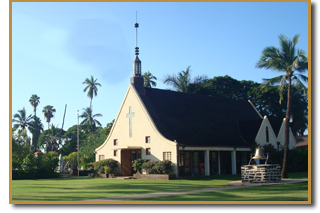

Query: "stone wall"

xmin=241 ymin=164 xmax=281 ymax=183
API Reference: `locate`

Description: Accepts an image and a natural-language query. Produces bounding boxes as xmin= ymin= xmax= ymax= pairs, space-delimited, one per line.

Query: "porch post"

xmin=205 ymin=150 xmax=210 ymax=176
xmin=175 ymin=140 xmax=179 ymax=178
xmin=231 ymin=150 xmax=237 ymax=175
xmin=218 ymin=151 xmax=221 ymax=175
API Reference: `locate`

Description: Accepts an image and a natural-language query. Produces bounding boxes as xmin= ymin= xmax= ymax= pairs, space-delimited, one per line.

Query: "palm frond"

xmin=262 ymin=75 xmax=286 ymax=86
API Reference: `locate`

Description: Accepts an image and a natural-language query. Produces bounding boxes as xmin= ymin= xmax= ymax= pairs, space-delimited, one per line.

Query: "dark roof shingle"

xmin=139 ymin=88 xmax=262 ymax=147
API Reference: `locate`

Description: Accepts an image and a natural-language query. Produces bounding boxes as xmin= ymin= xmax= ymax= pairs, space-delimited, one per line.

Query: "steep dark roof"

xmin=269 ymin=119 xmax=283 ymax=137
xmin=295 ymin=135 xmax=308 ymax=149
xmin=139 ymin=88 xmax=262 ymax=147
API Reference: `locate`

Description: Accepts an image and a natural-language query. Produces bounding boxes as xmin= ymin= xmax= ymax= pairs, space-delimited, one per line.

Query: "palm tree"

xmin=143 ymin=71 xmax=157 ymax=88
xmin=42 ymin=105 xmax=56 ymax=130
xmin=256 ymin=34 xmax=308 ymax=178
xmin=163 ymin=66 xmax=208 ymax=93
xmin=79 ymin=107 xmax=103 ymax=133
xmin=38 ymin=124 xmax=63 ymax=152
xmin=12 ymin=108 xmax=32 ymax=133
xmin=82 ymin=75 xmax=101 ymax=110
xmin=29 ymin=94 xmax=40 ymax=117
xmin=28 ymin=116 xmax=44 ymax=151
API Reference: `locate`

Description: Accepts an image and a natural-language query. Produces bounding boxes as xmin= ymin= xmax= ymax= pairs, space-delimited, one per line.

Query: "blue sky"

xmin=11 ymin=1 xmax=309 ymax=133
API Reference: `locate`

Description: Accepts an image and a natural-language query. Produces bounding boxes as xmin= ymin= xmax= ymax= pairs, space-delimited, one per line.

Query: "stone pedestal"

xmin=241 ymin=164 xmax=281 ymax=183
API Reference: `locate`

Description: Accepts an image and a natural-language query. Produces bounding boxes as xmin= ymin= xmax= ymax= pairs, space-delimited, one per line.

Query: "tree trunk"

xmin=282 ymin=76 xmax=292 ymax=178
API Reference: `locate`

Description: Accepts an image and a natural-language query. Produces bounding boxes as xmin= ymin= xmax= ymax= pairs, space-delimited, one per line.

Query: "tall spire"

xmin=133 ymin=11 xmax=141 ymax=77
xmin=131 ymin=11 xmax=144 ymax=94
xmin=135 ymin=11 xmax=139 ymax=56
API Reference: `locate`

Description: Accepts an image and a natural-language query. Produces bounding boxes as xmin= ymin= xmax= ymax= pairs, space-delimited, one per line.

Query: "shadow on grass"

xmin=132 ymin=182 xmax=309 ymax=202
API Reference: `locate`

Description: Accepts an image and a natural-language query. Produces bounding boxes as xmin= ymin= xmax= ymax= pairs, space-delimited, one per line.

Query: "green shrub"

xmin=263 ymin=144 xmax=308 ymax=172
xmin=132 ymin=159 xmax=146 ymax=173
xmin=104 ymin=166 xmax=109 ymax=175
xmin=81 ymin=155 xmax=90 ymax=170
xmin=142 ymin=160 xmax=173 ymax=174
xmin=17 ymin=152 xmax=59 ymax=179
xmin=21 ymin=154 xmax=39 ymax=179
xmin=94 ymin=159 xmax=118 ymax=174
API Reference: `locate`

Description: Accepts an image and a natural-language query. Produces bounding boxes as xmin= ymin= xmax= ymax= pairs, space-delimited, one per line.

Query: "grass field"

xmin=133 ymin=182 xmax=308 ymax=201
xmin=11 ymin=172 xmax=308 ymax=202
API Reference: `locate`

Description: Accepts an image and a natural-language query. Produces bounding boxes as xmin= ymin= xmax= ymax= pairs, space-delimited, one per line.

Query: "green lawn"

xmin=11 ymin=172 xmax=308 ymax=202
xmin=133 ymin=182 xmax=308 ymax=201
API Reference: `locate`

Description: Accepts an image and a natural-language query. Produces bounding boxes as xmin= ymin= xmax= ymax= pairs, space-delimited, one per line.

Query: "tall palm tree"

xmin=143 ymin=71 xmax=157 ymax=88
xmin=46 ymin=124 xmax=63 ymax=152
xmin=12 ymin=108 xmax=32 ymax=133
xmin=38 ymin=124 xmax=63 ymax=152
xmin=82 ymin=75 xmax=101 ymax=110
xmin=29 ymin=94 xmax=40 ymax=117
xmin=79 ymin=107 xmax=103 ymax=133
xmin=256 ymin=34 xmax=308 ymax=178
xmin=42 ymin=105 xmax=56 ymax=130
xmin=163 ymin=66 xmax=208 ymax=93
xmin=28 ymin=116 xmax=44 ymax=151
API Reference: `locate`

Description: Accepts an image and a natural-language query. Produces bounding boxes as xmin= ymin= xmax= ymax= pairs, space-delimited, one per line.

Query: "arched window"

xmin=266 ymin=126 xmax=269 ymax=143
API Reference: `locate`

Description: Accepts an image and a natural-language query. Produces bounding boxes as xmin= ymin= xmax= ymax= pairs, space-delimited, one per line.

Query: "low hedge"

xmin=141 ymin=160 xmax=173 ymax=174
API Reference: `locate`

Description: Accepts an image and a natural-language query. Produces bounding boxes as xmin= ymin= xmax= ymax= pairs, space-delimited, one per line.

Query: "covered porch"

xmin=178 ymin=147 xmax=252 ymax=177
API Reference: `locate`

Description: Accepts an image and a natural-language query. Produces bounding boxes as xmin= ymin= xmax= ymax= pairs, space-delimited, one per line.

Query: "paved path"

xmin=82 ymin=179 xmax=307 ymax=201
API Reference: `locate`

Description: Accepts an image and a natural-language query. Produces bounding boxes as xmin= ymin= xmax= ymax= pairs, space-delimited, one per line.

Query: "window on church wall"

xmin=114 ymin=139 xmax=118 ymax=146
xmin=145 ymin=136 xmax=150 ymax=143
xmin=146 ymin=148 xmax=151 ymax=155
xmin=99 ymin=155 xmax=105 ymax=161
xmin=266 ymin=126 xmax=269 ymax=143
xmin=163 ymin=152 xmax=172 ymax=161
xmin=114 ymin=150 xmax=118 ymax=157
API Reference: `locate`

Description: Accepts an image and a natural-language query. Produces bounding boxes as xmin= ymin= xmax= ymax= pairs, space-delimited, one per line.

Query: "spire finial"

xmin=134 ymin=11 xmax=139 ymax=55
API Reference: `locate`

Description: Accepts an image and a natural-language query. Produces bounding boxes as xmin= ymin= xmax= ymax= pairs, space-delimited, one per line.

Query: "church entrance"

xmin=121 ymin=149 xmax=141 ymax=176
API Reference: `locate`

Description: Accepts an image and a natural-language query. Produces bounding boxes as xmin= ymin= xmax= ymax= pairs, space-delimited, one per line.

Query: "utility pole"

xmin=77 ymin=110 xmax=79 ymax=177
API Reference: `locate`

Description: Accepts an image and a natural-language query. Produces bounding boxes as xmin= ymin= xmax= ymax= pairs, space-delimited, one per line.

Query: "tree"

xmin=256 ymin=34 xmax=308 ymax=178
xmin=186 ymin=74 xmax=307 ymax=135
xmin=163 ymin=66 xmax=208 ymax=93
xmin=38 ymin=124 xmax=65 ymax=152
xmin=143 ymin=71 xmax=157 ymax=88
xmin=42 ymin=105 xmax=56 ymax=130
xmin=104 ymin=119 xmax=115 ymax=135
xmin=79 ymin=107 xmax=103 ymax=133
xmin=82 ymin=75 xmax=101 ymax=110
xmin=60 ymin=125 xmax=86 ymax=156
xmin=79 ymin=127 xmax=107 ymax=163
xmin=29 ymin=94 xmax=40 ymax=117
xmin=12 ymin=108 xmax=32 ymax=134
xmin=12 ymin=129 xmax=31 ymax=169
xmin=28 ymin=116 xmax=44 ymax=152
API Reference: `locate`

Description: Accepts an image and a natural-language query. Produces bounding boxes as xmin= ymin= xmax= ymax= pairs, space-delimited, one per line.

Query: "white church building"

xmin=95 ymin=21 xmax=296 ymax=177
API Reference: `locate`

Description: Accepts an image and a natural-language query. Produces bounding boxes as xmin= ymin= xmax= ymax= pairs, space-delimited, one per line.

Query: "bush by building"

xmin=263 ymin=144 xmax=308 ymax=172
xmin=93 ymin=158 xmax=118 ymax=174
xmin=141 ymin=160 xmax=173 ymax=174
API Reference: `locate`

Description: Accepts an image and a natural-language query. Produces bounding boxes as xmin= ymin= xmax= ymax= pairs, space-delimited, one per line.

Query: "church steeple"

xmin=133 ymin=15 xmax=141 ymax=77
xmin=131 ymin=11 xmax=144 ymax=94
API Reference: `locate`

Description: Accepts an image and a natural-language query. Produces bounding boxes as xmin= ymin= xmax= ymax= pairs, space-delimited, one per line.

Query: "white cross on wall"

xmin=126 ymin=106 xmax=135 ymax=137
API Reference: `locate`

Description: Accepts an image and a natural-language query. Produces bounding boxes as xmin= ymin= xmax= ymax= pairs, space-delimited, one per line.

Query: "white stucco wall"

xmin=255 ymin=116 xmax=278 ymax=148
xmin=277 ymin=118 xmax=296 ymax=149
xmin=95 ymin=84 xmax=177 ymax=173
